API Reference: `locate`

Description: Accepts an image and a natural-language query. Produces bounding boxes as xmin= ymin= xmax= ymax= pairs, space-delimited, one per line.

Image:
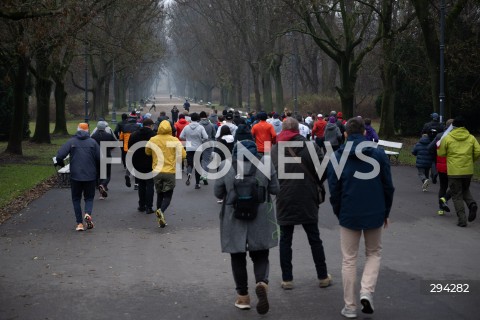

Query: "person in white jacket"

xmin=179 ymin=112 xmax=208 ymax=189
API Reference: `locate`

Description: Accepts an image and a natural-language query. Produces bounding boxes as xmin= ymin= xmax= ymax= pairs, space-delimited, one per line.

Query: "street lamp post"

xmin=111 ymin=59 xmax=117 ymax=124
xmin=293 ymin=35 xmax=298 ymax=116
xmin=84 ymin=43 xmax=89 ymax=125
xmin=439 ymin=0 xmax=446 ymax=123
xmin=247 ymin=64 xmax=251 ymax=112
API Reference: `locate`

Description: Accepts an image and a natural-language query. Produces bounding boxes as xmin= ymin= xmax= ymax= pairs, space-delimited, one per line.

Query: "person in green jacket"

xmin=438 ymin=116 xmax=480 ymax=227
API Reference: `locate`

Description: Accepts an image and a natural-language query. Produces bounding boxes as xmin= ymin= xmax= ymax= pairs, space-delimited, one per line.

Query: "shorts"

xmin=153 ymin=173 xmax=176 ymax=193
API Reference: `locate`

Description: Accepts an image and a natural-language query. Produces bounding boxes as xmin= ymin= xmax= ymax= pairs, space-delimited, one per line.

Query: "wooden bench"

xmin=377 ymin=140 xmax=403 ymax=164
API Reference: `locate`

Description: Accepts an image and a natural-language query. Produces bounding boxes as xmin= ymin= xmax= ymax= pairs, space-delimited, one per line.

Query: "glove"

xmin=56 ymin=160 xmax=65 ymax=168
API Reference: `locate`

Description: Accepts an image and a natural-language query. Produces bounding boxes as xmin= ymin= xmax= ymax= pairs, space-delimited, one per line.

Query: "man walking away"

xmin=438 ymin=116 xmax=480 ymax=227
xmin=179 ymin=112 xmax=208 ymax=189
xmin=56 ymin=123 xmax=100 ymax=231
xmin=119 ymin=113 xmax=140 ymax=188
xmin=271 ymin=117 xmax=331 ymax=291
xmin=199 ymin=111 xmax=217 ymax=184
xmin=146 ymin=120 xmax=186 ymax=228
xmin=114 ymin=113 xmax=128 ymax=168
xmin=251 ymin=112 xmax=276 ymax=155
xmin=327 ymin=117 xmax=394 ymax=318
xmin=129 ymin=118 xmax=156 ymax=214
xmin=171 ymin=105 xmax=179 ymax=123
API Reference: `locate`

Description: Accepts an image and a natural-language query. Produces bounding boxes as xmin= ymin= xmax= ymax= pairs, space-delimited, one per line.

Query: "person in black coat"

xmin=128 ymin=118 xmax=157 ymax=214
xmin=91 ymin=121 xmax=118 ymax=198
xmin=271 ymin=117 xmax=331 ymax=290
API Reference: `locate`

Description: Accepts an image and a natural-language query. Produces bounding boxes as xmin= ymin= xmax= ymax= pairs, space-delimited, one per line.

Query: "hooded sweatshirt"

xmin=145 ymin=120 xmax=186 ymax=174
xmin=324 ymin=122 xmax=342 ymax=146
xmin=179 ymin=121 xmax=208 ymax=151
xmin=327 ymin=133 xmax=394 ymax=230
xmin=271 ymin=118 xmax=283 ymax=134
xmin=438 ymin=127 xmax=480 ymax=176
xmin=199 ymin=118 xmax=216 ymax=141
xmin=56 ymin=131 xmax=100 ymax=181
xmin=174 ymin=118 xmax=189 ymax=139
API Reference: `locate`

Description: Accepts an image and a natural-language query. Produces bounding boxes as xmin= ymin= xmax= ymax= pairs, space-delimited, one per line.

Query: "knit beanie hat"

xmin=77 ymin=123 xmax=89 ymax=132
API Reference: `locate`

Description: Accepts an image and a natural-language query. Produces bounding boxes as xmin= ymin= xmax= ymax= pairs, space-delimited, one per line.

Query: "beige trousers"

xmin=340 ymin=226 xmax=383 ymax=309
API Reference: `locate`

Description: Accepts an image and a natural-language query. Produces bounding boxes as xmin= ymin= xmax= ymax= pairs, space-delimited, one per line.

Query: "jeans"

xmin=200 ymin=147 xmax=213 ymax=175
xmin=138 ymin=178 xmax=154 ymax=209
xmin=231 ymin=250 xmax=270 ymax=296
xmin=70 ymin=179 xmax=96 ymax=223
xmin=340 ymin=226 xmax=382 ymax=309
xmin=99 ymin=163 xmax=111 ymax=188
xmin=279 ymin=224 xmax=328 ymax=281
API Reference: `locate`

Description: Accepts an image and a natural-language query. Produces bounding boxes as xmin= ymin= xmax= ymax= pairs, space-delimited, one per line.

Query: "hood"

xmin=277 ymin=129 xmax=300 ymax=142
xmin=338 ymin=134 xmax=374 ymax=158
xmin=157 ymin=120 xmax=172 ymax=135
xmin=272 ymin=119 xmax=282 ymax=126
xmin=189 ymin=122 xmax=200 ymax=130
xmin=449 ymin=127 xmax=470 ymax=141
xmin=233 ymin=140 xmax=258 ymax=161
xmin=419 ymin=135 xmax=431 ymax=145
xmin=325 ymin=123 xmax=337 ymax=130
xmin=221 ymin=135 xmax=235 ymax=143
xmin=75 ymin=130 xmax=90 ymax=140
xmin=177 ymin=118 xmax=188 ymax=125
xmin=199 ymin=119 xmax=211 ymax=126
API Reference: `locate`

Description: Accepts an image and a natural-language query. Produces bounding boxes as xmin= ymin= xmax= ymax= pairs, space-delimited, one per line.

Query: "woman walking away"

xmin=214 ymin=140 xmax=280 ymax=315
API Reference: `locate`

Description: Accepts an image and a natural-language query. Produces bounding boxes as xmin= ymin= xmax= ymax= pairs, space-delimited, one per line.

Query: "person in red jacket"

xmin=312 ymin=114 xmax=327 ymax=151
xmin=251 ymin=112 xmax=276 ymax=154
xmin=429 ymin=119 xmax=453 ymax=215
xmin=174 ymin=114 xmax=189 ymax=139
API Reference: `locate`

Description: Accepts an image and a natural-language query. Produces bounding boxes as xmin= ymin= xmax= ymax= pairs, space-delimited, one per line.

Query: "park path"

xmin=1 ymin=96 xmax=479 ymax=319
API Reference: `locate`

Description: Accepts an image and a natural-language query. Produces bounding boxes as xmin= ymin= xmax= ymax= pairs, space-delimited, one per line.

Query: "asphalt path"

xmin=1 ymin=97 xmax=479 ymax=319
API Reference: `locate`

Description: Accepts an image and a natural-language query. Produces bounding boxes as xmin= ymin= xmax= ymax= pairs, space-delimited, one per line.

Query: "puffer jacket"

xmin=412 ymin=135 xmax=434 ymax=168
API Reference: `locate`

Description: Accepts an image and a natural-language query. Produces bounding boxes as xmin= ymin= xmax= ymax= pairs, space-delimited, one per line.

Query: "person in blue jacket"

xmin=412 ymin=130 xmax=435 ymax=191
xmin=56 ymin=123 xmax=101 ymax=231
xmin=327 ymin=117 xmax=394 ymax=319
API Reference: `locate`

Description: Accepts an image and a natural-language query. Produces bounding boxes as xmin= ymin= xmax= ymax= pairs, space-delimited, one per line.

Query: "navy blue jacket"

xmin=412 ymin=135 xmax=434 ymax=168
xmin=327 ymin=134 xmax=394 ymax=230
xmin=56 ymin=131 xmax=100 ymax=181
xmin=128 ymin=127 xmax=156 ymax=174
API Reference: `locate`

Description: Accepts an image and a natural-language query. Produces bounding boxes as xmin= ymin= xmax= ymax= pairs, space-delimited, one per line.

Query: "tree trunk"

xmin=236 ymin=82 xmax=243 ymax=109
xmin=272 ymin=53 xmax=284 ymax=112
xmin=31 ymin=49 xmax=52 ymax=144
xmin=250 ymin=63 xmax=261 ymax=111
xmin=336 ymin=56 xmax=355 ymax=118
xmin=261 ymin=66 xmax=273 ymax=113
xmin=52 ymin=81 xmax=68 ymax=135
xmin=5 ymin=56 xmax=29 ymax=155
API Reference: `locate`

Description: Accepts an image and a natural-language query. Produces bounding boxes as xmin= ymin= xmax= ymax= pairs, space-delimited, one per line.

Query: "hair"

xmin=295 ymin=114 xmax=303 ymax=123
xmin=121 ymin=113 xmax=128 ymax=120
xmin=446 ymin=118 xmax=454 ymax=127
xmin=345 ymin=117 xmax=365 ymax=135
xmin=282 ymin=117 xmax=299 ymax=131
xmin=218 ymin=115 xmax=225 ymax=122
xmin=199 ymin=111 xmax=207 ymax=118
xmin=364 ymin=118 xmax=372 ymax=125
xmin=453 ymin=115 xmax=466 ymax=127
xmin=286 ymin=112 xmax=292 ymax=117
xmin=179 ymin=114 xmax=185 ymax=119
xmin=219 ymin=125 xmax=232 ymax=137
xmin=257 ymin=112 xmax=267 ymax=121
xmin=160 ymin=111 xmax=166 ymax=116
xmin=143 ymin=118 xmax=154 ymax=127
xmin=190 ymin=112 xmax=200 ymax=122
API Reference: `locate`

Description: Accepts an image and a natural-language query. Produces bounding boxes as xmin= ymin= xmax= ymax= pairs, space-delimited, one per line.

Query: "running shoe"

xmin=156 ymin=209 xmax=167 ymax=228
xmin=84 ymin=214 xmax=94 ymax=229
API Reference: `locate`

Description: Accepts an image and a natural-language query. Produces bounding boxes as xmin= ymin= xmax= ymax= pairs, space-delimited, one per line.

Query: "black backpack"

xmin=232 ymin=162 xmax=265 ymax=220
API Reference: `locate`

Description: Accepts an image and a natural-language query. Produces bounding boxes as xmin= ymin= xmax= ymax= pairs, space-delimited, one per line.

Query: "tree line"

xmin=1 ymin=0 xmax=479 ymax=157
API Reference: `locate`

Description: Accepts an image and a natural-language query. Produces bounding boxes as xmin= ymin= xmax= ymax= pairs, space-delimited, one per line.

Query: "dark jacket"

xmin=154 ymin=117 xmax=176 ymax=136
xmin=412 ymin=135 xmax=435 ymax=168
xmin=56 ymin=131 xmax=100 ymax=181
xmin=128 ymin=127 xmax=156 ymax=174
xmin=91 ymin=129 xmax=117 ymax=157
xmin=422 ymin=120 xmax=445 ymax=141
xmin=114 ymin=119 xmax=127 ymax=139
xmin=327 ymin=134 xmax=394 ymax=230
xmin=271 ymin=134 xmax=325 ymax=225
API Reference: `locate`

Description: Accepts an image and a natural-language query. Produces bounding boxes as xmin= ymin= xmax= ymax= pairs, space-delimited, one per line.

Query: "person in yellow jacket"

xmin=438 ymin=116 xmax=480 ymax=227
xmin=145 ymin=120 xmax=186 ymax=228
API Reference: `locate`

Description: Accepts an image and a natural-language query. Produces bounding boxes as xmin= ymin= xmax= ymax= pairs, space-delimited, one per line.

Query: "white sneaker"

xmin=341 ymin=307 xmax=357 ymax=318
xmin=217 ymin=199 xmax=223 ymax=204
xmin=360 ymin=292 xmax=374 ymax=314
xmin=422 ymin=179 xmax=430 ymax=192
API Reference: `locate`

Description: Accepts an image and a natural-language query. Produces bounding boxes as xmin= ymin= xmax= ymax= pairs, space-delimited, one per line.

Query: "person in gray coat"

xmin=56 ymin=123 xmax=100 ymax=231
xmin=214 ymin=140 xmax=280 ymax=315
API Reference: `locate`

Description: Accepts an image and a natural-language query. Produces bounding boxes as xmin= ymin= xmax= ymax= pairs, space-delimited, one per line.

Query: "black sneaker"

xmin=439 ymin=197 xmax=450 ymax=212
xmin=195 ymin=184 xmax=200 ymax=189
xmin=186 ymin=173 xmax=191 ymax=186
xmin=125 ymin=175 xmax=131 ymax=188
xmin=203 ymin=179 xmax=208 ymax=185
xmin=468 ymin=203 xmax=477 ymax=222
xmin=146 ymin=208 xmax=154 ymax=214
xmin=99 ymin=184 xmax=108 ymax=198
xmin=137 ymin=206 xmax=146 ymax=212
xmin=134 ymin=184 xmax=139 ymax=190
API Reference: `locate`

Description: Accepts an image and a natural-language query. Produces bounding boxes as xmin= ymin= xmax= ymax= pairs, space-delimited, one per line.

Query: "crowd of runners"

xmin=55 ymin=100 xmax=479 ymax=318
